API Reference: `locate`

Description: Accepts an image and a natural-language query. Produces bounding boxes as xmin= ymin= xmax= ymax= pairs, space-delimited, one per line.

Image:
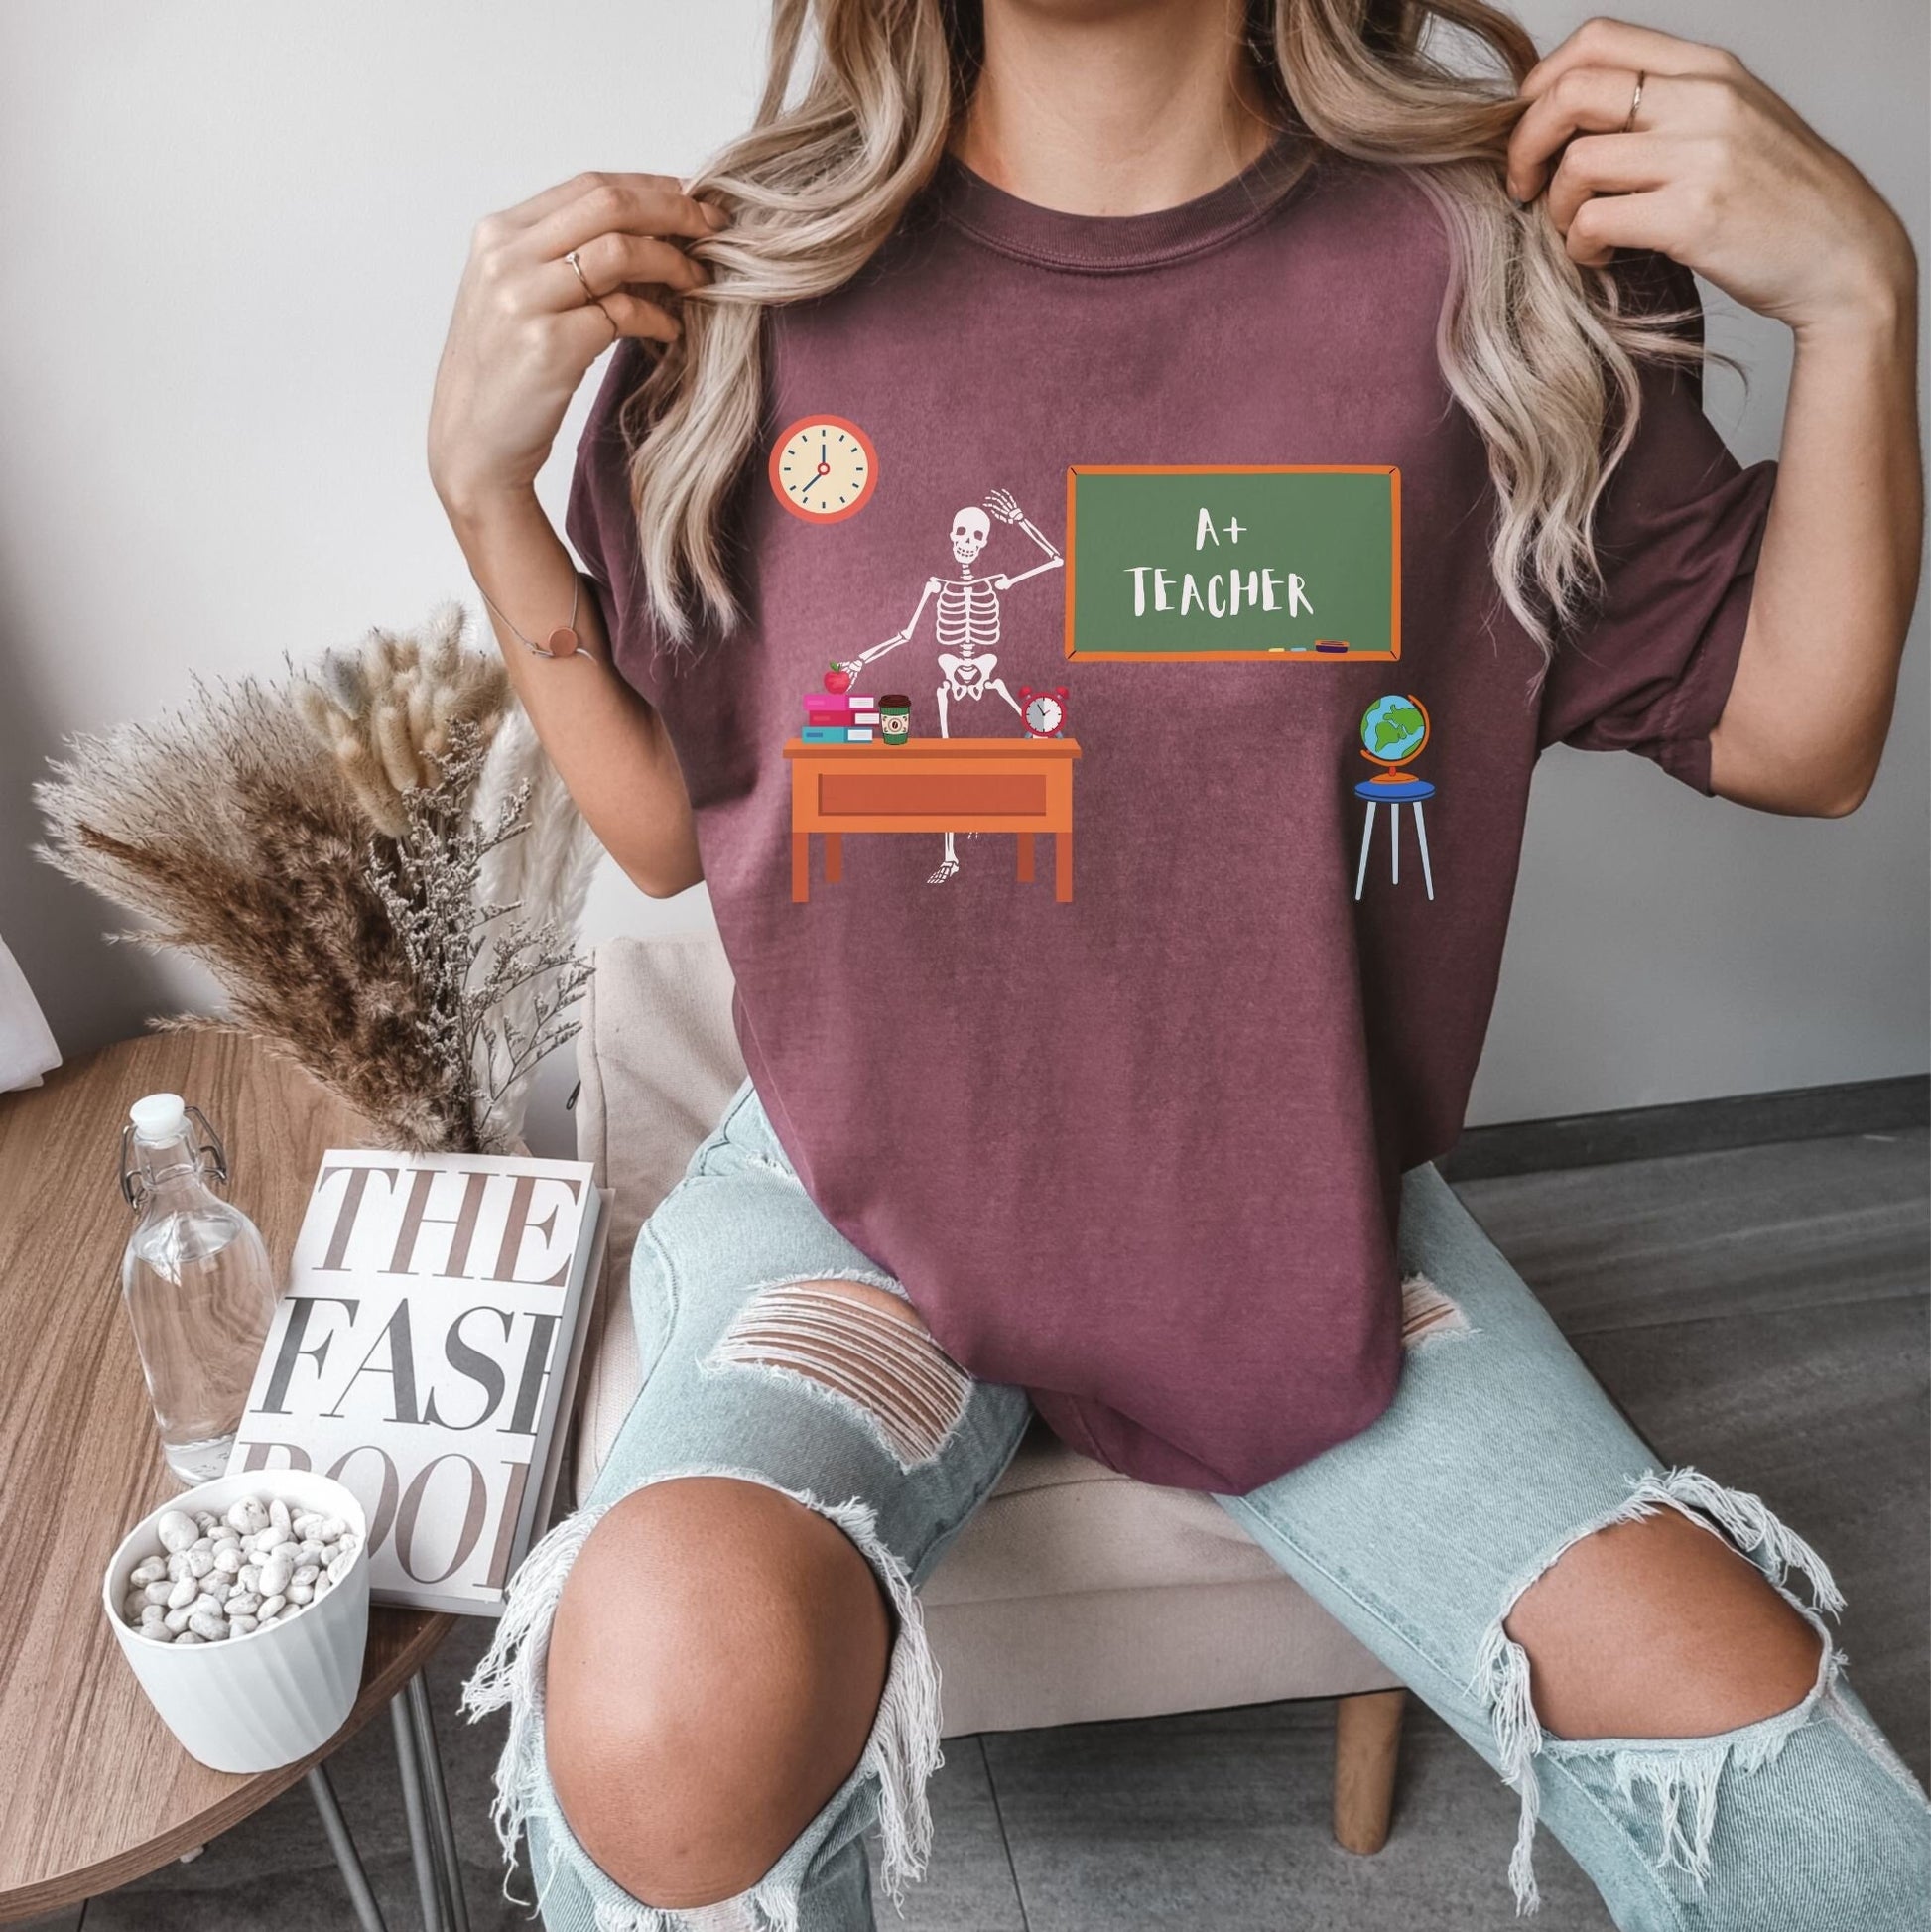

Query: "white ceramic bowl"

xmin=101 ymin=1471 xmax=370 ymax=1773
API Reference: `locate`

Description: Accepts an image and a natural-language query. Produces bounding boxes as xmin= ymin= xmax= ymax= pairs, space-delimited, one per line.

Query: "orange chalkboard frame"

xmin=1062 ymin=463 xmax=1402 ymax=662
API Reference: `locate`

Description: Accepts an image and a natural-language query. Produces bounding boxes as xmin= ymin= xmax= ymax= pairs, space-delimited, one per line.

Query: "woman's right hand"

xmin=429 ymin=171 xmax=727 ymax=515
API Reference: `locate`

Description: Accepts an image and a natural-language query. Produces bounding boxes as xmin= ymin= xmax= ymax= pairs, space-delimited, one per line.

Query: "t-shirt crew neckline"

xmin=932 ymin=127 xmax=1315 ymax=272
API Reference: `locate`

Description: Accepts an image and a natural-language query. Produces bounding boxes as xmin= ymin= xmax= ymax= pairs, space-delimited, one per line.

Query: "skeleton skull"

xmin=950 ymin=506 xmax=990 ymax=566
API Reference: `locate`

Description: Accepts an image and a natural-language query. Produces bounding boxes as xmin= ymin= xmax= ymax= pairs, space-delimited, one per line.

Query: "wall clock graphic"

xmin=1018 ymin=686 xmax=1068 ymax=738
xmin=769 ymin=414 xmax=878 ymax=523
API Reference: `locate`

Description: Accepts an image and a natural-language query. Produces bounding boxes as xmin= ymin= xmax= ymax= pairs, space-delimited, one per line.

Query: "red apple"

xmin=823 ymin=663 xmax=852 ymax=695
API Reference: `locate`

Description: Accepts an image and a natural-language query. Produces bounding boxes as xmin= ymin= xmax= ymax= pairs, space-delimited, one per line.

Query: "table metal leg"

xmin=408 ymin=1671 xmax=472 ymax=1932
xmin=1354 ymin=801 xmax=1377 ymax=901
xmin=307 ymin=1762 xmax=389 ymax=1932
xmin=1412 ymin=801 xmax=1435 ymax=901
xmin=1390 ymin=802 xmax=1400 ymax=885
xmin=391 ymin=1688 xmax=448 ymax=1932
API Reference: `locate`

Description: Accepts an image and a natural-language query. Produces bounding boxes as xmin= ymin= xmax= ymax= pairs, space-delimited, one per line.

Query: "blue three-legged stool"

xmin=1352 ymin=775 xmax=1435 ymax=901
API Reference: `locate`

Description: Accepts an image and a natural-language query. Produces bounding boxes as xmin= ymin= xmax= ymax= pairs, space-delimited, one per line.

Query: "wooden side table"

xmin=0 ymin=1031 xmax=470 ymax=1929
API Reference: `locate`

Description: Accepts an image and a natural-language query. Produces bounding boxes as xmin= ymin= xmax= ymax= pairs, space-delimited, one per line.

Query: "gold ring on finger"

xmin=563 ymin=248 xmax=595 ymax=303
xmin=1622 ymin=69 xmax=1645 ymax=133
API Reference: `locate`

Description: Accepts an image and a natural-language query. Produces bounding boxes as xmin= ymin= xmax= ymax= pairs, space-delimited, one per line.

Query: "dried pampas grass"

xmin=37 ymin=607 xmax=594 ymax=1154
xmin=294 ymin=601 xmax=509 ymax=837
xmin=37 ymin=672 xmax=474 ymax=1149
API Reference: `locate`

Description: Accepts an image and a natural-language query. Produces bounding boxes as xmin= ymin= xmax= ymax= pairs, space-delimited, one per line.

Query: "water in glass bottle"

xmin=119 ymin=1092 xmax=281 ymax=1483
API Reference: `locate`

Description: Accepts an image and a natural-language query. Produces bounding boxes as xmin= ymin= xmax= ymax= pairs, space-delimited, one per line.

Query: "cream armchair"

xmin=569 ymin=934 xmax=1408 ymax=1854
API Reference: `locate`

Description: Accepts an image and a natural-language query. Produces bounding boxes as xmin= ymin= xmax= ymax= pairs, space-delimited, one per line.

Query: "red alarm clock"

xmin=1018 ymin=686 xmax=1068 ymax=738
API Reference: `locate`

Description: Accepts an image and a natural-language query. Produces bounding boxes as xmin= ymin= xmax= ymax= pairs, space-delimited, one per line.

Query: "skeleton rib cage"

xmin=935 ymin=575 xmax=1003 ymax=654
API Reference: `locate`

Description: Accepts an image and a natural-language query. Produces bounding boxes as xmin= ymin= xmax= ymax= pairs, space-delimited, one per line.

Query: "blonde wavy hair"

xmin=629 ymin=0 xmax=1698 ymax=653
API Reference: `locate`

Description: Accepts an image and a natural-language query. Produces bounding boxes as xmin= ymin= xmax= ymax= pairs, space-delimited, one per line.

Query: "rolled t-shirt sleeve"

xmin=565 ymin=341 xmax=665 ymax=705
xmin=1536 ymin=264 xmax=1777 ymax=795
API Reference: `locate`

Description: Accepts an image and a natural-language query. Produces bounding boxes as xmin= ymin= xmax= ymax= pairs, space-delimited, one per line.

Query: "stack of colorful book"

xmin=801 ymin=691 xmax=881 ymax=742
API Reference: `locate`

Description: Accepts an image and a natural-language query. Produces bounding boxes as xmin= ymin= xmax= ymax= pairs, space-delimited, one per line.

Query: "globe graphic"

xmin=1360 ymin=694 xmax=1429 ymax=768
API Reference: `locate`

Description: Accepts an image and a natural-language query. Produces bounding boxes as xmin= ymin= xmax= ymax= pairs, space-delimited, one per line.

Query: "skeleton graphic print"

xmin=840 ymin=487 xmax=1064 ymax=883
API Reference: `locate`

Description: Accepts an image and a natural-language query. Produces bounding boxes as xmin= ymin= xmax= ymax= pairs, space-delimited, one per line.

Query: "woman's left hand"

xmin=1507 ymin=17 xmax=1912 ymax=334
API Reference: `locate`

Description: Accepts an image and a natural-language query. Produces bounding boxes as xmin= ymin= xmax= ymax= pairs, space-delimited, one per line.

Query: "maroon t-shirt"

xmin=568 ymin=140 xmax=1775 ymax=1491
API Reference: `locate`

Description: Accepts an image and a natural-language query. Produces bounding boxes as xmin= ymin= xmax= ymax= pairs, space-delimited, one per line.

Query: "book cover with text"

xmin=228 ymin=1148 xmax=606 ymax=1614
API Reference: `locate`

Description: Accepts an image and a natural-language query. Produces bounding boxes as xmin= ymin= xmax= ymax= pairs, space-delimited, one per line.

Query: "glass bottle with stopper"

xmin=118 ymin=1092 xmax=281 ymax=1483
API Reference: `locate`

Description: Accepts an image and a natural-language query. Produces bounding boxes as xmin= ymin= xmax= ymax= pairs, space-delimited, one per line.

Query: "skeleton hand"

xmin=984 ymin=489 xmax=1024 ymax=524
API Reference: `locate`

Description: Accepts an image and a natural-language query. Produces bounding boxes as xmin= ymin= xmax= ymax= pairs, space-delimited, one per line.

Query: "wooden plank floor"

xmin=49 ymin=1129 xmax=1927 ymax=1932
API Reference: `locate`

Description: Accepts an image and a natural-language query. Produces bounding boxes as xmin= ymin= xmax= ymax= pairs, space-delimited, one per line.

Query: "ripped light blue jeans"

xmin=466 ymin=1083 xmax=1930 ymax=1930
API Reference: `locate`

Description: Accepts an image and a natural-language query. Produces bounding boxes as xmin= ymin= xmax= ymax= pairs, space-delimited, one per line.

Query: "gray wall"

xmin=1 ymin=1 xmax=1922 ymax=1147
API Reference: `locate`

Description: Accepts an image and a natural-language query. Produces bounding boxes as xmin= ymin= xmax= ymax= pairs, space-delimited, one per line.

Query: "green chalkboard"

xmin=1063 ymin=465 xmax=1400 ymax=661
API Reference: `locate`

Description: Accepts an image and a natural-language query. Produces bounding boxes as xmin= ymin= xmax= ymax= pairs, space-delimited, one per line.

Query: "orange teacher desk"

xmin=785 ymin=736 xmax=1083 ymax=903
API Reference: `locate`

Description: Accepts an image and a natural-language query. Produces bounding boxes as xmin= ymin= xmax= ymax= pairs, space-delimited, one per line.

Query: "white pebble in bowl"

xmin=114 ymin=1491 xmax=361 ymax=1650
xmin=156 ymin=1510 xmax=198 ymax=1554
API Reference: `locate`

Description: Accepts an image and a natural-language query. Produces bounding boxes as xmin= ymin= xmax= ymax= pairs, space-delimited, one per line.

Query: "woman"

xmin=433 ymin=3 xmax=1925 ymax=1927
